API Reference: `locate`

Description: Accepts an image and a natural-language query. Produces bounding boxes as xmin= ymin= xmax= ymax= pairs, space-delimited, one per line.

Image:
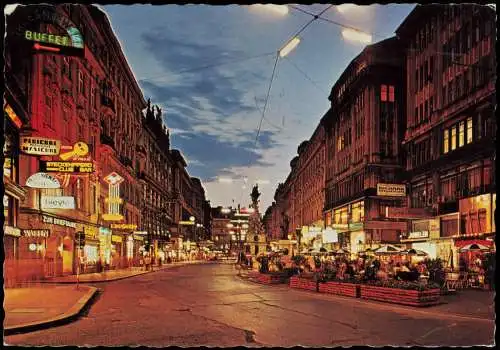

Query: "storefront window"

xmin=351 ymin=201 xmax=364 ymax=222
xmin=441 ymin=217 xmax=458 ymax=237
xmin=84 ymin=245 xmax=98 ymax=264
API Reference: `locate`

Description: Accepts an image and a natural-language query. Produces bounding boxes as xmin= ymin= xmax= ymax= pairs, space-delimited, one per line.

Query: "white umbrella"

xmin=459 ymin=243 xmax=490 ymax=252
xmin=373 ymin=244 xmax=403 ymax=255
xmin=334 ymin=248 xmax=349 ymax=255
xmin=402 ymin=248 xmax=428 ymax=256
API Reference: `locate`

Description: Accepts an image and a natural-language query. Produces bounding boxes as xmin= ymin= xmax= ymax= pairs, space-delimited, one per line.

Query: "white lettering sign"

xmin=377 ymin=183 xmax=406 ymax=197
xmin=42 ymin=215 xmax=77 ymax=228
xmin=408 ymin=231 xmax=429 ymax=239
xmin=41 ymin=196 xmax=75 ymax=209
xmin=26 ymin=172 xmax=61 ymax=189
xmin=22 ymin=229 xmax=50 ymax=238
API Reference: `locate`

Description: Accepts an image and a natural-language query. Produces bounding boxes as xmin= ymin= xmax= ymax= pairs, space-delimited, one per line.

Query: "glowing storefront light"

xmin=103 ymin=172 xmax=124 ymax=221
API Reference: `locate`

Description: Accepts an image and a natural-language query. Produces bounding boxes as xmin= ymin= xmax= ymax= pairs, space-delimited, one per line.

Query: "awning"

xmin=373 ymin=244 xmax=404 ymax=254
xmin=454 ymin=239 xmax=493 ymax=248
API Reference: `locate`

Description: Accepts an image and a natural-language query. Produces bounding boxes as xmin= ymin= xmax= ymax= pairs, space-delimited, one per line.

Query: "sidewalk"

xmin=4 ymin=285 xmax=98 ymax=335
xmin=40 ymin=260 xmax=207 ymax=284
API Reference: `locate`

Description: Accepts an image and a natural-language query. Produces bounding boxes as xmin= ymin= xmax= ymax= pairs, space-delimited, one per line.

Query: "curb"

xmin=4 ymin=286 xmax=100 ymax=336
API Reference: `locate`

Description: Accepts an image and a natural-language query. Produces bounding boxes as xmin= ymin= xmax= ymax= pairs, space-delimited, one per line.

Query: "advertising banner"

xmin=111 ymin=223 xmax=138 ymax=230
xmin=41 ymin=196 xmax=75 ymax=209
xmin=21 ymin=229 xmax=50 ymax=238
xmin=42 ymin=215 xmax=76 ymax=228
xmin=377 ymin=183 xmax=406 ymax=197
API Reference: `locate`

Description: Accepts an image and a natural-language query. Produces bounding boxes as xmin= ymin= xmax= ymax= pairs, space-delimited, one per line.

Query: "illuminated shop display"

xmin=102 ymin=172 xmax=124 ymax=221
xmin=84 ymin=245 xmax=98 ymax=264
xmin=99 ymin=227 xmax=111 ymax=265
xmin=4 ymin=104 xmax=23 ymax=128
xmin=111 ymin=224 xmax=138 ymax=230
xmin=21 ymin=229 xmax=50 ymax=238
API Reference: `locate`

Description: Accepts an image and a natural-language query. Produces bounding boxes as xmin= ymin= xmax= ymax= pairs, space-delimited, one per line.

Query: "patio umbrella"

xmin=373 ymin=244 xmax=403 ymax=255
xmin=459 ymin=243 xmax=490 ymax=252
xmin=334 ymin=248 xmax=349 ymax=255
xmin=319 ymin=247 xmax=328 ymax=253
xmin=402 ymin=248 xmax=428 ymax=256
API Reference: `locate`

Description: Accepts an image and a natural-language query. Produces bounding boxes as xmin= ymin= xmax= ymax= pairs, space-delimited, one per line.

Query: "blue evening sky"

xmin=100 ymin=4 xmax=416 ymax=210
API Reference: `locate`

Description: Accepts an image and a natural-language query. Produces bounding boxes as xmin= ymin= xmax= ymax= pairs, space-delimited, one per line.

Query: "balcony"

xmin=100 ymin=94 xmax=115 ymax=114
xmin=100 ymin=133 xmax=115 ymax=149
xmin=120 ymin=155 xmax=133 ymax=168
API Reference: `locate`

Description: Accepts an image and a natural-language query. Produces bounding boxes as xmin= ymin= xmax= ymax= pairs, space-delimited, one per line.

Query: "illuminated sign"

xmin=26 ymin=172 xmax=61 ymax=189
xmin=322 ymin=227 xmax=338 ymax=243
xmin=41 ymin=196 xmax=75 ymax=209
xmin=111 ymin=224 xmax=138 ymax=230
xmin=408 ymin=231 xmax=429 ymax=240
xmin=20 ymin=136 xmax=61 ymax=156
xmin=40 ymin=161 xmax=94 ymax=173
xmin=59 ymin=142 xmax=90 ymax=161
xmin=179 ymin=221 xmax=195 ymax=225
xmin=111 ymin=235 xmax=123 ymax=243
xmin=331 ymin=224 xmax=349 ymax=231
xmin=4 ymin=226 xmax=21 ymax=237
xmin=134 ymin=235 xmax=144 ymax=241
xmin=349 ymin=223 xmax=364 ymax=231
xmin=102 ymin=172 xmax=124 ymax=221
xmin=377 ymin=183 xmax=406 ymax=197
xmin=133 ymin=231 xmax=148 ymax=235
xmin=4 ymin=104 xmax=23 ymax=128
xmin=19 ymin=6 xmax=85 ymax=57
xmin=42 ymin=215 xmax=76 ymax=228
xmin=22 ymin=229 xmax=50 ymax=238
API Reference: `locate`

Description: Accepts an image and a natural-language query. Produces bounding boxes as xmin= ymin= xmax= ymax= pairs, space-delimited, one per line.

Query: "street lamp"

xmin=279 ymin=37 xmax=301 ymax=58
xmin=341 ymin=28 xmax=372 ymax=44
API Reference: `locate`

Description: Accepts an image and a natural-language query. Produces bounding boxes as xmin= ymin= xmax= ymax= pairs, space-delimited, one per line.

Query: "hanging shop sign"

xmin=26 ymin=172 xmax=61 ymax=189
xmin=111 ymin=223 xmax=138 ymax=230
xmin=4 ymin=104 xmax=23 ymax=128
xmin=111 ymin=235 xmax=123 ymax=243
xmin=59 ymin=142 xmax=91 ymax=161
xmin=179 ymin=221 xmax=195 ymax=225
xmin=41 ymin=196 xmax=75 ymax=209
xmin=331 ymin=223 xmax=349 ymax=231
xmin=4 ymin=226 xmax=22 ymax=237
xmin=20 ymin=136 xmax=61 ymax=156
xmin=22 ymin=229 xmax=50 ymax=238
xmin=40 ymin=160 xmax=94 ymax=173
xmin=102 ymin=172 xmax=124 ymax=221
xmin=83 ymin=225 xmax=99 ymax=240
xmin=42 ymin=214 xmax=76 ymax=228
xmin=20 ymin=6 xmax=84 ymax=57
xmin=408 ymin=231 xmax=430 ymax=240
xmin=377 ymin=183 xmax=406 ymax=197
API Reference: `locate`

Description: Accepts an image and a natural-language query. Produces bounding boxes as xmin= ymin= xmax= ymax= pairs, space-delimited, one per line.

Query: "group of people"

xmin=299 ymin=254 xmax=431 ymax=283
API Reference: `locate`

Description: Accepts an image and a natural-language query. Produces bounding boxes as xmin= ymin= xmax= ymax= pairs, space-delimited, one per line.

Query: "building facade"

xmin=396 ymin=4 xmax=496 ymax=265
xmin=4 ymin=4 xmax=207 ymax=282
xmin=323 ymin=37 xmax=408 ymax=257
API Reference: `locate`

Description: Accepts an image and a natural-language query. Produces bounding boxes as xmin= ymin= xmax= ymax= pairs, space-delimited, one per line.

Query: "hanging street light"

xmin=279 ymin=36 xmax=301 ymax=58
xmin=341 ymin=28 xmax=372 ymax=44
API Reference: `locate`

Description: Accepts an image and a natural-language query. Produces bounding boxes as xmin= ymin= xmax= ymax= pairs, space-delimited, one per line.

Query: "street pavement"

xmin=4 ymin=263 xmax=495 ymax=347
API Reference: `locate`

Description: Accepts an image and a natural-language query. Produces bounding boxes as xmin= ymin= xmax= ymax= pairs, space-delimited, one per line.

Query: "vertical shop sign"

xmin=102 ymin=172 xmax=124 ymax=221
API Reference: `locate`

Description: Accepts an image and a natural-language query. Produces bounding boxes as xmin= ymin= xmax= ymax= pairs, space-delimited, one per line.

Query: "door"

xmin=62 ymin=236 xmax=74 ymax=275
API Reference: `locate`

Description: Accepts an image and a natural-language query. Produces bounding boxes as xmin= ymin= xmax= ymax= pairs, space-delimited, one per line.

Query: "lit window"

xmin=459 ymin=121 xmax=465 ymax=147
xmin=381 ymin=85 xmax=388 ymax=101
xmin=443 ymin=129 xmax=449 ymax=154
xmin=466 ymin=117 xmax=473 ymax=144
xmin=388 ymin=85 xmax=395 ymax=102
xmin=451 ymin=126 xmax=457 ymax=150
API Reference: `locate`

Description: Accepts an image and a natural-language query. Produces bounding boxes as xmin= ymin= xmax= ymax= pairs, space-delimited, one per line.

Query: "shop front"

xmin=111 ymin=234 xmax=124 ymax=269
xmin=99 ymin=227 xmax=112 ymax=268
xmin=18 ymin=228 xmax=50 ymax=280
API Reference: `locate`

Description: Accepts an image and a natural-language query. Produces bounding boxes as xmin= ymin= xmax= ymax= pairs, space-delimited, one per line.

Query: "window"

xmin=451 ymin=126 xmax=457 ymax=150
xmin=44 ymin=95 xmax=53 ymax=126
xmin=380 ymin=84 xmax=388 ymax=101
xmin=78 ymin=70 xmax=84 ymax=94
xmin=466 ymin=117 xmax=473 ymax=144
xmin=458 ymin=121 xmax=465 ymax=147
xmin=388 ymin=85 xmax=395 ymax=102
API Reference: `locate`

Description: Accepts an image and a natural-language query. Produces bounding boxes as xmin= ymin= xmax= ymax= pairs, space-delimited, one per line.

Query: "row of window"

xmin=414 ymin=96 xmax=434 ymax=126
xmin=415 ymin=56 xmax=434 ymax=91
xmin=443 ymin=116 xmax=473 ymax=154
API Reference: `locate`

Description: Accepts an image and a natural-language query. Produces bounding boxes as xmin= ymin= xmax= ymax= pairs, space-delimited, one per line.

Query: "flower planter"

xmin=319 ymin=281 xmax=360 ymax=298
xmin=360 ymin=285 xmax=441 ymax=307
xmin=289 ymin=276 xmax=318 ymax=292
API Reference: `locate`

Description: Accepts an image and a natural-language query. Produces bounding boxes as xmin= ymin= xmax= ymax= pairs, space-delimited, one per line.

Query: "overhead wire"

xmin=283 ymin=56 xmax=328 ymax=95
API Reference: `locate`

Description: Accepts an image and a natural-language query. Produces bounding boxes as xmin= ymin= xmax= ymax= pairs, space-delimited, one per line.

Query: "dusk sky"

xmin=101 ymin=4 xmax=415 ymax=210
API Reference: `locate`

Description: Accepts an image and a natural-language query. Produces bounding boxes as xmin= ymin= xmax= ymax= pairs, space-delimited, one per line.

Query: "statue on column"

xmin=250 ymin=184 xmax=260 ymax=211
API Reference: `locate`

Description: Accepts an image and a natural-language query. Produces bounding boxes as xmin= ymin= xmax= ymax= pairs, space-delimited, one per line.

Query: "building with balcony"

xmin=323 ymin=36 xmax=407 ymax=257
xmin=396 ymin=4 xmax=496 ymax=265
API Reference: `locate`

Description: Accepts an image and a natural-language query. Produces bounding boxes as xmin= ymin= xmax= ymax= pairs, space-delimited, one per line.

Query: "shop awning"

xmin=458 ymin=243 xmax=492 ymax=253
xmin=454 ymin=239 xmax=494 ymax=248
xmin=373 ymin=244 xmax=404 ymax=255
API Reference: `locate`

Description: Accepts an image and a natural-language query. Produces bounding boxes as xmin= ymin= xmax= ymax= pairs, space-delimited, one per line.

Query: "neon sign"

xmin=102 ymin=172 xmax=124 ymax=221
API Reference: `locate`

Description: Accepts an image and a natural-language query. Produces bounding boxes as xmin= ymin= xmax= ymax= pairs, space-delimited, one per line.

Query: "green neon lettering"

xmin=25 ymin=30 xmax=32 ymax=40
